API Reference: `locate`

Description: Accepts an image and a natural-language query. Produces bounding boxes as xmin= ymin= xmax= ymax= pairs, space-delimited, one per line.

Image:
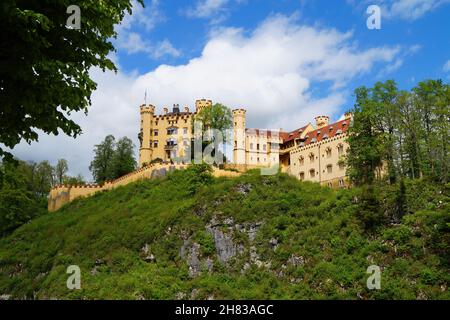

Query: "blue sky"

xmin=11 ymin=0 xmax=450 ymax=179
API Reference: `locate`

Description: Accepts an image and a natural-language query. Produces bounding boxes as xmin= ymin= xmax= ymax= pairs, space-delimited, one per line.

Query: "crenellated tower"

xmin=232 ymin=109 xmax=246 ymax=164
xmin=139 ymin=104 xmax=155 ymax=167
xmin=195 ymin=99 xmax=212 ymax=113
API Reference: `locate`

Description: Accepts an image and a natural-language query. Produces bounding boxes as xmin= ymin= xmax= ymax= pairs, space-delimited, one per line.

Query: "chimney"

xmin=173 ymin=104 xmax=180 ymax=113
xmin=315 ymin=116 xmax=330 ymax=128
xmin=184 ymin=106 xmax=189 ymax=113
xmin=163 ymin=107 xmax=168 ymax=115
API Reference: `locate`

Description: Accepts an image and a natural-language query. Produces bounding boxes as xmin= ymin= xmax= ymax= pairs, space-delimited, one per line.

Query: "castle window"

xmin=327 ymin=164 xmax=332 ymax=174
xmin=183 ymin=127 xmax=188 ymax=135
xmin=339 ymin=179 xmax=345 ymax=188
xmin=299 ymin=156 xmax=304 ymax=166
xmin=154 ymin=130 xmax=158 ymax=136
xmin=167 ymin=128 xmax=177 ymax=135
xmin=309 ymin=169 xmax=315 ymax=178
xmin=326 ymin=147 xmax=332 ymax=158
xmin=263 ymin=144 xmax=266 ymax=151
xmin=250 ymin=143 xmax=254 ymax=150
xmin=309 ymin=153 xmax=315 ymax=163
xmin=153 ymin=141 xmax=158 ymax=148
xmin=328 ymin=182 xmax=333 ymax=188
xmin=234 ymin=141 xmax=237 ymax=148
xmin=299 ymin=172 xmax=305 ymax=180
xmin=339 ymin=162 xmax=345 ymax=170
xmin=337 ymin=144 xmax=344 ymax=156
xmin=257 ymin=144 xmax=260 ymax=150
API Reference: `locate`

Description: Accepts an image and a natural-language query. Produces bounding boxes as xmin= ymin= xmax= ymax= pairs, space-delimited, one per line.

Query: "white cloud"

xmin=117 ymin=0 xmax=164 ymax=32
xmin=351 ymin=0 xmax=450 ymax=20
xmin=114 ymin=0 xmax=180 ymax=59
xmin=443 ymin=60 xmax=450 ymax=72
xmin=383 ymin=0 xmax=450 ymax=20
xmin=11 ymin=14 xmax=401 ymax=179
xmin=116 ymin=32 xmax=180 ymax=58
xmin=186 ymin=0 xmax=230 ymax=18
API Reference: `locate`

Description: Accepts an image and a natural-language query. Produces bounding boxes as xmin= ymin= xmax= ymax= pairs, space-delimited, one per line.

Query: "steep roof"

xmin=280 ymin=124 xmax=310 ymax=143
xmin=302 ymin=118 xmax=350 ymax=146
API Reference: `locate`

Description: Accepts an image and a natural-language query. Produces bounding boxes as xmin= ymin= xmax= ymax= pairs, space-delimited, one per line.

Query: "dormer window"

xmin=311 ymin=137 xmax=317 ymax=143
xmin=336 ymin=129 xmax=343 ymax=135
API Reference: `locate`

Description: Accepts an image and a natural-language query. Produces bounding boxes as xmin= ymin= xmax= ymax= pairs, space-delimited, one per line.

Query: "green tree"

xmin=112 ymin=137 xmax=136 ymax=178
xmin=0 ymin=0 xmax=143 ymax=161
xmin=55 ymin=159 xmax=68 ymax=184
xmin=89 ymin=135 xmax=116 ymax=184
xmin=192 ymin=103 xmax=232 ymax=164
xmin=0 ymin=160 xmax=47 ymax=235
xmin=63 ymin=174 xmax=86 ymax=185
xmin=346 ymin=87 xmax=385 ymax=185
xmin=34 ymin=160 xmax=55 ymax=196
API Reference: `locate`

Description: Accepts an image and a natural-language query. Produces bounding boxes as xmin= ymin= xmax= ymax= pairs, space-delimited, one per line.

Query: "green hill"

xmin=0 ymin=166 xmax=448 ymax=299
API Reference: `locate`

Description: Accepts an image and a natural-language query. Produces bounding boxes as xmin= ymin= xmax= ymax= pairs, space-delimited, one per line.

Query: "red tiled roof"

xmin=280 ymin=124 xmax=310 ymax=143
xmin=302 ymin=118 xmax=350 ymax=146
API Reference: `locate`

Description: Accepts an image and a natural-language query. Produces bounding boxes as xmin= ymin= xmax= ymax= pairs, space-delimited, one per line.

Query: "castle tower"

xmin=232 ymin=109 xmax=246 ymax=164
xmin=315 ymin=115 xmax=330 ymax=129
xmin=195 ymin=99 xmax=212 ymax=113
xmin=139 ymin=104 xmax=155 ymax=167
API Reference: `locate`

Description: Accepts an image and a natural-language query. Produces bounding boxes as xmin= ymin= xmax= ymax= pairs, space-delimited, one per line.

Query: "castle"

xmin=48 ymin=98 xmax=351 ymax=212
xmin=139 ymin=99 xmax=351 ymax=188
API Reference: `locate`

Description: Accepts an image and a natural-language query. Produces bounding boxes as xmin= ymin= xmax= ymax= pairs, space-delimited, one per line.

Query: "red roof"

xmin=302 ymin=118 xmax=350 ymax=146
xmin=280 ymin=124 xmax=310 ymax=143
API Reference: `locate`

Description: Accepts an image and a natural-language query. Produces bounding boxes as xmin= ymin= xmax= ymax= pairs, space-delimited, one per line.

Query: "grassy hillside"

xmin=0 ymin=166 xmax=448 ymax=299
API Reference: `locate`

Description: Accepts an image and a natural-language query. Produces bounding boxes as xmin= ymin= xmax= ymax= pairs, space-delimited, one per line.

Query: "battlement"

xmin=232 ymin=108 xmax=246 ymax=115
xmin=195 ymin=99 xmax=212 ymax=112
xmin=140 ymin=104 xmax=155 ymax=114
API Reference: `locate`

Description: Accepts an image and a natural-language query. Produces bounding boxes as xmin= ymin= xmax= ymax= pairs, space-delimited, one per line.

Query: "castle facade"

xmin=139 ymin=99 xmax=351 ymax=187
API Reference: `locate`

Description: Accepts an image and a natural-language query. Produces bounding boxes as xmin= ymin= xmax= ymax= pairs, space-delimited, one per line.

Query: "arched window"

xmin=337 ymin=143 xmax=344 ymax=156
xmin=299 ymin=172 xmax=305 ymax=180
xmin=299 ymin=156 xmax=304 ymax=166
xmin=309 ymin=169 xmax=315 ymax=178
xmin=325 ymin=147 xmax=332 ymax=158
xmin=309 ymin=153 xmax=315 ymax=163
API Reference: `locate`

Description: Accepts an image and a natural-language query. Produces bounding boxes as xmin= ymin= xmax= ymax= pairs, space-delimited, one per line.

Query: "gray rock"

xmin=206 ymin=221 xmax=237 ymax=264
xmin=288 ymin=254 xmax=305 ymax=267
xmin=235 ymin=183 xmax=252 ymax=195
xmin=0 ymin=294 xmax=11 ymax=300
xmin=269 ymin=238 xmax=279 ymax=250
xmin=204 ymin=257 xmax=214 ymax=273
xmin=187 ymin=243 xmax=201 ymax=278
xmin=190 ymin=288 xmax=199 ymax=299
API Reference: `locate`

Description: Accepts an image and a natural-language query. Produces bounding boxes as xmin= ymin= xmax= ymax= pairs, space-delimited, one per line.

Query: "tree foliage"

xmin=89 ymin=135 xmax=136 ymax=183
xmin=0 ymin=0 xmax=143 ymax=161
xmin=347 ymin=79 xmax=449 ymax=185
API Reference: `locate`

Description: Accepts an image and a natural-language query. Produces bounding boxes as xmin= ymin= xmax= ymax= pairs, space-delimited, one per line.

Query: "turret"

xmin=315 ymin=115 xmax=330 ymax=129
xmin=195 ymin=99 xmax=212 ymax=113
xmin=139 ymin=104 xmax=155 ymax=167
xmin=232 ymin=109 xmax=246 ymax=164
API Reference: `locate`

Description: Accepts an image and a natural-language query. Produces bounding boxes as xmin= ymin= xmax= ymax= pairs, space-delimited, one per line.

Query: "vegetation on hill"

xmin=0 ymin=159 xmax=84 ymax=236
xmin=0 ymin=165 xmax=448 ymax=299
